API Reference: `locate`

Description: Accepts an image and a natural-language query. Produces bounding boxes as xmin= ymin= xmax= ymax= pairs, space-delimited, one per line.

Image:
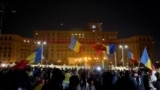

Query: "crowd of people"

xmin=0 ymin=65 xmax=160 ymax=90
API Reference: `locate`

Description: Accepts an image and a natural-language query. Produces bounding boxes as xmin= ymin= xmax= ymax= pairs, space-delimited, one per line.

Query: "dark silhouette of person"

xmin=115 ymin=70 xmax=136 ymax=90
xmin=67 ymin=75 xmax=80 ymax=90
xmin=42 ymin=68 xmax=65 ymax=90
xmin=101 ymin=71 xmax=115 ymax=90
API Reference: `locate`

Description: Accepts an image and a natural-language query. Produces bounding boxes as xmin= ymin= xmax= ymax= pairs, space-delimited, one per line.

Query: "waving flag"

xmin=26 ymin=47 xmax=42 ymax=64
xmin=140 ymin=47 xmax=153 ymax=70
xmin=69 ymin=35 xmax=81 ymax=53
xmin=91 ymin=43 xmax=106 ymax=55
xmin=105 ymin=44 xmax=115 ymax=60
xmin=107 ymin=44 xmax=116 ymax=54
xmin=13 ymin=47 xmax=42 ymax=70
xmin=127 ymin=50 xmax=137 ymax=61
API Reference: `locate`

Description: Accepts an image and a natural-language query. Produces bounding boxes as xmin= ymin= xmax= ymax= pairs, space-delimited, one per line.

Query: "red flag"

xmin=91 ymin=43 xmax=106 ymax=51
xmin=12 ymin=60 xmax=29 ymax=70
xmin=91 ymin=43 xmax=106 ymax=55
xmin=12 ymin=47 xmax=43 ymax=70
xmin=127 ymin=50 xmax=138 ymax=63
xmin=149 ymin=63 xmax=156 ymax=75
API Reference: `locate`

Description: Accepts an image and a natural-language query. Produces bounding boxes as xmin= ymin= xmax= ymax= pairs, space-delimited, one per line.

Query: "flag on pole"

xmin=69 ymin=35 xmax=82 ymax=53
xmin=107 ymin=44 xmax=116 ymax=54
xmin=12 ymin=59 xmax=29 ymax=70
xmin=105 ymin=44 xmax=115 ymax=59
xmin=91 ymin=43 xmax=106 ymax=55
xmin=127 ymin=49 xmax=137 ymax=62
xmin=140 ymin=47 xmax=153 ymax=70
xmin=13 ymin=47 xmax=42 ymax=70
xmin=26 ymin=47 xmax=42 ymax=64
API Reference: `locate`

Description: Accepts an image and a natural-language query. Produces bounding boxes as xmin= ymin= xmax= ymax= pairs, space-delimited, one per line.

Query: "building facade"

xmin=0 ymin=23 xmax=154 ymax=67
xmin=0 ymin=34 xmax=35 ymax=63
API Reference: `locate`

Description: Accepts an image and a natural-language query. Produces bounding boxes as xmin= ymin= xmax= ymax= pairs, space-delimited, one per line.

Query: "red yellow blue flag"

xmin=13 ymin=47 xmax=42 ymax=70
xmin=26 ymin=47 xmax=42 ymax=64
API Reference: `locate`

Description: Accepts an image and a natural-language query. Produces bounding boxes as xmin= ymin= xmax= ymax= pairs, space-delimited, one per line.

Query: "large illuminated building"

xmin=0 ymin=23 xmax=154 ymax=67
xmin=0 ymin=34 xmax=35 ymax=63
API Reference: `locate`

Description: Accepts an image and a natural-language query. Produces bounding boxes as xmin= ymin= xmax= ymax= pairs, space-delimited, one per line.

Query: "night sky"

xmin=1 ymin=0 xmax=160 ymax=60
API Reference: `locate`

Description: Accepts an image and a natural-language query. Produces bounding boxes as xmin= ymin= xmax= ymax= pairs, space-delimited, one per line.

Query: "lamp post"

xmin=37 ymin=41 xmax=46 ymax=64
xmin=119 ymin=45 xmax=128 ymax=66
xmin=0 ymin=2 xmax=16 ymax=34
xmin=0 ymin=2 xmax=15 ymax=63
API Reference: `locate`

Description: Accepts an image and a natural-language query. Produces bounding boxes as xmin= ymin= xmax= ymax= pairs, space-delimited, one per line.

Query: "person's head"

xmin=51 ymin=68 xmax=65 ymax=82
xmin=69 ymin=75 xmax=80 ymax=88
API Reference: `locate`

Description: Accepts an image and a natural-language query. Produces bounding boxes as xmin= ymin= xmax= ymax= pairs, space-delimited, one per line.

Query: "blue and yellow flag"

xmin=140 ymin=47 xmax=152 ymax=70
xmin=69 ymin=35 xmax=81 ymax=53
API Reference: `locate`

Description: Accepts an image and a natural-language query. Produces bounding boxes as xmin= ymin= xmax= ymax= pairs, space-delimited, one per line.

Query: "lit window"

xmin=92 ymin=30 xmax=96 ymax=32
xmin=27 ymin=40 xmax=30 ymax=43
xmin=35 ymin=33 xmax=39 ymax=35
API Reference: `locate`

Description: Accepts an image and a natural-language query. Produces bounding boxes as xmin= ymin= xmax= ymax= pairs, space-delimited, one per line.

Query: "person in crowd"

xmin=42 ymin=68 xmax=65 ymax=90
xmin=115 ymin=70 xmax=136 ymax=90
xmin=143 ymin=73 xmax=151 ymax=90
xmin=67 ymin=75 xmax=81 ymax=90
xmin=101 ymin=71 xmax=115 ymax=90
xmin=63 ymin=70 xmax=72 ymax=90
xmin=154 ymin=72 xmax=160 ymax=90
xmin=149 ymin=70 xmax=157 ymax=90
xmin=17 ymin=65 xmax=33 ymax=90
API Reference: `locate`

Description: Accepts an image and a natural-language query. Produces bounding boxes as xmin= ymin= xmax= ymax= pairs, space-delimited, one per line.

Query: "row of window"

xmin=0 ymin=47 xmax=12 ymax=50
xmin=0 ymin=53 xmax=11 ymax=58
xmin=0 ymin=36 xmax=12 ymax=40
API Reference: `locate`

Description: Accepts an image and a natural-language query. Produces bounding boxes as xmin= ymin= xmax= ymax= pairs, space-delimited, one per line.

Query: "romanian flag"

xmin=105 ymin=44 xmax=115 ymax=59
xmin=140 ymin=47 xmax=153 ymax=70
xmin=26 ymin=47 xmax=42 ymax=64
xmin=69 ymin=35 xmax=81 ymax=53
xmin=12 ymin=60 xmax=29 ymax=70
xmin=106 ymin=44 xmax=116 ymax=54
xmin=127 ymin=50 xmax=137 ymax=61
xmin=13 ymin=47 xmax=42 ymax=70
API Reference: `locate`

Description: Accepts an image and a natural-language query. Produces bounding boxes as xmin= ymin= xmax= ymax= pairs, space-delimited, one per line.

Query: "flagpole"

xmin=41 ymin=44 xmax=43 ymax=64
xmin=127 ymin=56 xmax=129 ymax=68
xmin=37 ymin=41 xmax=46 ymax=65
xmin=101 ymin=54 xmax=105 ymax=70
xmin=133 ymin=61 xmax=134 ymax=68
xmin=114 ymin=51 xmax=117 ymax=67
xmin=136 ymin=60 xmax=141 ymax=72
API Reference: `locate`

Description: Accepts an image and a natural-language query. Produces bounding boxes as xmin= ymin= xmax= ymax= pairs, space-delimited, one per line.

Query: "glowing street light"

xmin=37 ymin=41 xmax=46 ymax=64
xmin=119 ymin=45 xmax=128 ymax=66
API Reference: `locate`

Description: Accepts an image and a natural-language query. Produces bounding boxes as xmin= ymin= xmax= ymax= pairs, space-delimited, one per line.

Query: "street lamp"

xmin=119 ymin=45 xmax=128 ymax=66
xmin=0 ymin=3 xmax=15 ymax=63
xmin=0 ymin=2 xmax=16 ymax=35
xmin=37 ymin=41 xmax=47 ymax=64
